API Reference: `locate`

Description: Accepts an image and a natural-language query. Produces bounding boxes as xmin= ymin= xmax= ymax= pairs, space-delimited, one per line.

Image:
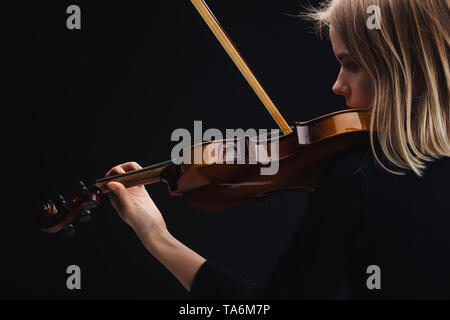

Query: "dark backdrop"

xmin=16 ymin=0 xmax=344 ymax=299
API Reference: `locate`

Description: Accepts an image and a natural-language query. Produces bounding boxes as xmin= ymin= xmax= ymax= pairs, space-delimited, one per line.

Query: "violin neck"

xmin=93 ymin=160 xmax=174 ymax=193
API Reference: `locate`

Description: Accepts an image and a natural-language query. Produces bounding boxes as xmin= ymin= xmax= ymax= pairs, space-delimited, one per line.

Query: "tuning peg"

xmin=57 ymin=194 xmax=70 ymax=211
xmin=79 ymin=181 xmax=90 ymax=196
xmin=79 ymin=209 xmax=92 ymax=223
xmin=35 ymin=200 xmax=58 ymax=217
xmin=62 ymin=223 xmax=76 ymax=238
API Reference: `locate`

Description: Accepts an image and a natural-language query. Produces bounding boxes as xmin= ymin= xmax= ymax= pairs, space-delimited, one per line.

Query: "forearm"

xmin=139 ymin=228 xmax=206 ymax=292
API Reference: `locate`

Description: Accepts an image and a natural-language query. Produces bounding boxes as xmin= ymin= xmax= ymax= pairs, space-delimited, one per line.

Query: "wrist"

xmin=138 ymin=226 xmax=174 ymax=255
xmin=131 ymin=218 xmax=167 ymax=242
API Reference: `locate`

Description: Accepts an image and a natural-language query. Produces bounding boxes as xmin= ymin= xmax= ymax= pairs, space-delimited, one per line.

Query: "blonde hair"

xmin=303 ymin=0 xmax=450 ymax=177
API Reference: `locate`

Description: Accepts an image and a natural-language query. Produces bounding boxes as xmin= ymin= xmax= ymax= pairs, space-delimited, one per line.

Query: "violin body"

xmin=166 ymin=108 xmax=370 ymax=211
xmin=36 ymin=108 xmax=370 ymax=233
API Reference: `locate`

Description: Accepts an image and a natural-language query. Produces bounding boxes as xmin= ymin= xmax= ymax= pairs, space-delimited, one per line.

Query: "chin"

xmin=347 ymin=104 xmax=370 ymax=109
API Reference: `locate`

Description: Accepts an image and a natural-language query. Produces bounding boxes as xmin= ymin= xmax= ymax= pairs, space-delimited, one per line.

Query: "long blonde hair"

xmin=303 ymin=0 xmax=450 ymax=177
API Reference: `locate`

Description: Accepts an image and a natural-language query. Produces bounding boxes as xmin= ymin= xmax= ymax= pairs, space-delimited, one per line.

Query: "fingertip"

xmin=106 ymin=182 xmax=115 ymax=191
xmin=105 ymin=166 xmax=126 ymax=178
xmin=108 ymin=181 xmax=126 ymax=190
xmin=107 ymin=182 xmax=120 ymax=191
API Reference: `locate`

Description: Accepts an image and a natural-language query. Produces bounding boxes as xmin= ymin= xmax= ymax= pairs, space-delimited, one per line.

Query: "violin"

xmin=36 ymin=109 xmax=369 ymax=235
xmin=35 ymin=0 xmax=371 ymax=235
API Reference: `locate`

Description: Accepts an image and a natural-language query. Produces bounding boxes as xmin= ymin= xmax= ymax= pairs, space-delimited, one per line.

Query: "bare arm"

xmin=105 ymin=162 xmax=206 ymax=291
xmin=140 ymin=228 xmax=206 ymax=291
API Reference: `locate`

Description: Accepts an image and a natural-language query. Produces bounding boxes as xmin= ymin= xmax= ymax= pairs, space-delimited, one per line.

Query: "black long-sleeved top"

xmin=190 ymin=143 xmax=450 ymax=299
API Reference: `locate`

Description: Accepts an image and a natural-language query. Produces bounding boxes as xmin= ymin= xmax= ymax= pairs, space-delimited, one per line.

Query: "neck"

xmin=93 ymin=160 xmax=174 ymax=193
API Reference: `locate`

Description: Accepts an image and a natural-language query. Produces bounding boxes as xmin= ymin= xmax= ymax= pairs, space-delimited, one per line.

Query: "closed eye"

xmin=343 ymin=62 xmax=359 ymax=72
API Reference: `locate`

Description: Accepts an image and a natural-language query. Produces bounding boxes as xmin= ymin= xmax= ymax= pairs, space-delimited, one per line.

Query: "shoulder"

xmin=320 ymin=142 xmax=450 ymax=195
xmin=310 ymin=145 xmax=370 ymax=203
xmin=318 ymin=145 xmax=371 ymax=187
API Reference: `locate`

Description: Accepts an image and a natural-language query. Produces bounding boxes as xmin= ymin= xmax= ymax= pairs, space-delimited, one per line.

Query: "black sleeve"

xmin=190 ymin=153 xmax=366 ymax=299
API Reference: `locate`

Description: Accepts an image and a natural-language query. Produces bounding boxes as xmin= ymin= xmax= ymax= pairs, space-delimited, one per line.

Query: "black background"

xmin=17 ymin=0 xmax=344 ymax=299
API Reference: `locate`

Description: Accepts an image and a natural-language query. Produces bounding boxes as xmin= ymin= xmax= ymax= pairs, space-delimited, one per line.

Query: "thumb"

xmin=107 ymin=182 xmax=130 ymax=206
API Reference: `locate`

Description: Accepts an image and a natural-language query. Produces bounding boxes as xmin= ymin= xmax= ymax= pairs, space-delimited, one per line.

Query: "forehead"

xmin=330 ymin=25 xmax=350 ymax=55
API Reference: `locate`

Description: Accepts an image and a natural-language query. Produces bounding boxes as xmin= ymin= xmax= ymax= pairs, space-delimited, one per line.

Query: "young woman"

xmin=105 ymin=0 xmax=450 ymax=299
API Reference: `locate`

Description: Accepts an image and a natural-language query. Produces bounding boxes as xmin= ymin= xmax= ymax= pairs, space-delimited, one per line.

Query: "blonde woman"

xmin=105 ymin=0 xmax=450 ymax=299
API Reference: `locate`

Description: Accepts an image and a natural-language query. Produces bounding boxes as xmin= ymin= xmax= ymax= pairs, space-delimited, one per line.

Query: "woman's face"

xmin=330 ymin=25 xmax=374 ymax=108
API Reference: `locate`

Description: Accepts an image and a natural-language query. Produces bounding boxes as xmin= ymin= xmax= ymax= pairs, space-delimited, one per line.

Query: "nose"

xmin=332 ymin=76 xmax=350 ymax=98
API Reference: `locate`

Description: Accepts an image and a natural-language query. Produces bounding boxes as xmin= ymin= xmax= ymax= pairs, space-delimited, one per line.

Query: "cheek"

xmin=352 ymin=73 xmax=374 ymax=107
